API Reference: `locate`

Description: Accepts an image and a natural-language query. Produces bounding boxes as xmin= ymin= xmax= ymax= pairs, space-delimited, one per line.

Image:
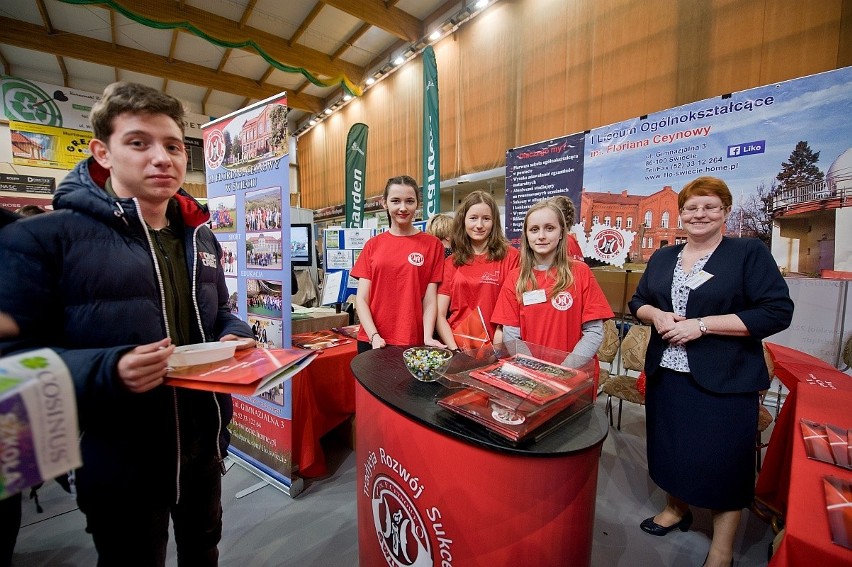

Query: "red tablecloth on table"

xmin=756 ymin=343 xmax=852 ymax=515
xmin=769 ymin=385 xmax=852 ymax=567
xmin=291 ymin=341 xmax=357 ymax=478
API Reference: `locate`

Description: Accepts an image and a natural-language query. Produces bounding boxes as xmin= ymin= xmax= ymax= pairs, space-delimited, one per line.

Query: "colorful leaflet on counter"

xmin=823 ymin=475 xmax=852 ymax=550
xmin=801 ymin=419 xmax=838 ymax=465
xmin=826 ymin=424 xmax=850 ymax=468
xmin=800 ymin=419 xmax=852 ymax=470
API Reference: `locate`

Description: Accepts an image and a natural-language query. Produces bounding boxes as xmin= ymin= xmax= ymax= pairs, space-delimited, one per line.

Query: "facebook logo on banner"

xmin=727 ymin=140 xmax=765 ymax=158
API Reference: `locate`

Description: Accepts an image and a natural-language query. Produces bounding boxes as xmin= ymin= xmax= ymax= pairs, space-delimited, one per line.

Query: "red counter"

xmin=769 ymin=385 xmax=852 ymax=567
xmin=292 ymin=341 xmax=357 ymax=478
xmin=352 ymin=347 xmax=608 ymax=567
xmin=756 ymin=343 xmax=852 ymax=516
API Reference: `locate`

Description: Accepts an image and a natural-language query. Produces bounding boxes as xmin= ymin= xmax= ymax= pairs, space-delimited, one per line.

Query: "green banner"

xmin=422 ymin=46 xmax=440 ymax=219
xmin=344 ymin=123 xmax=368 ymax=228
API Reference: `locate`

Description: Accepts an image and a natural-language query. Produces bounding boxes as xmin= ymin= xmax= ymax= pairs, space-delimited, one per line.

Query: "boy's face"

xmin=90 ymin=111 xmax=187 ymax=205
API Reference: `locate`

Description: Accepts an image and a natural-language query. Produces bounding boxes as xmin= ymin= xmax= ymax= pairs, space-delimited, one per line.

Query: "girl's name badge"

xmin=522 ymin=289 xmax=547 ymax=306
xmin=685 ymin=270 xmax=714 ymax=290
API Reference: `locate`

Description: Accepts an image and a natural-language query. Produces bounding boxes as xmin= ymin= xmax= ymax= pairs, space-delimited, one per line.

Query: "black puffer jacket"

xmin=0 ymin=157 xmax=252 ymax=500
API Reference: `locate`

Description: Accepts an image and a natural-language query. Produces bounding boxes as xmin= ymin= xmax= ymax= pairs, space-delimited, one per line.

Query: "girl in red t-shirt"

xmin=492 ymin=199 xmax=613 ymax=368
xmin=351 ymin=175 xmax=446 ymax=352
xmin=436 ymin=191 xmax=519 ymax=350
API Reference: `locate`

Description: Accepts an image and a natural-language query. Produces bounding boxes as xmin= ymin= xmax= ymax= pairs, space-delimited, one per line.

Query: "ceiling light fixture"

xmin=297 ymin=0 xmax=493 ymax=139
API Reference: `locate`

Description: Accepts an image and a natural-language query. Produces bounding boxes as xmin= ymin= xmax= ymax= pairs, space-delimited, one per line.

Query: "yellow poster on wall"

xmin=9 ymin=121 xmax=91 ymax=170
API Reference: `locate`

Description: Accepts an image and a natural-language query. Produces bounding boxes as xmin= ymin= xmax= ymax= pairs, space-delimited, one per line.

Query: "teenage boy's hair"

xmin=90 ymin=82 xmax=186 ymax=141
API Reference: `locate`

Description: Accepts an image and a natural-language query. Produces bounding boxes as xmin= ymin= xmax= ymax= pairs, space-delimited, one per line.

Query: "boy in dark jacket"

xmin=0 ymin=83 xmax=254 ymax=566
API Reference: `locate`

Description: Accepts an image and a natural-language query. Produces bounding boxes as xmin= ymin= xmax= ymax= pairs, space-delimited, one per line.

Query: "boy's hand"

xmin=116 ymin=338 xmax=174 ymax=393
xmin=219 ymin=334 xmax=256 ymax=349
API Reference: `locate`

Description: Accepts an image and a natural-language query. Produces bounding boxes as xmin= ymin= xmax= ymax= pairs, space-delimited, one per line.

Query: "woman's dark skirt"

xmin=645 ymin=367 xmax=759 ymax=510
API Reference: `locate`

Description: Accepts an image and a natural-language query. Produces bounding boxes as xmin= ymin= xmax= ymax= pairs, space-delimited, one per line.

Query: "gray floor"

xmin=13 ymin=396 xmax=776 ymax=566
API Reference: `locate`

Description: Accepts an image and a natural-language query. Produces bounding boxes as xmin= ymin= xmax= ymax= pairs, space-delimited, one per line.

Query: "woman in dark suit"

xmin=629 ymin=176 xmax=793 ymax=567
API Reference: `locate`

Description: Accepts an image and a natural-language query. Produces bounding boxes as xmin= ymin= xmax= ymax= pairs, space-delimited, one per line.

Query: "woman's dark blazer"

xmin=629 ymin=237 xmax=793 ymax=394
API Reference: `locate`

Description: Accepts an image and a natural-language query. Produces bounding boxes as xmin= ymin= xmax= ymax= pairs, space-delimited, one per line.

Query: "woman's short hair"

xmin=678 ymin=176 xmax=733 ymax=210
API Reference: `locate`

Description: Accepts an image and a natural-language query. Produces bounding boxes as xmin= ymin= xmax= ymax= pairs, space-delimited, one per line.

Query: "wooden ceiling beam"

xmin=57 ymin=56 xmax=69 ymax=86
xmin=109 ymin=10 xmax=117 ymax=46
xmin=167 ymin=29 xmax=179 ymax=63
xmin=332 ymin=23 xmax=371 ymax=60
xmin=323 ymin=0 xmax=422 ymax=43
xmin=290 ymin=1 xmax=325 ymax=47
xmin=103 ymin=0 xmax=364 ymax=82
xmin=200 ymin=0 xmax=256 ymax=118
xmin=0 ymin=16 xmax=324 ymax=113
xmin=35 ymin=0 xmax=54 ymax=34
xmin=238 ymin=0 xmax=258 ymax=27
xmin=257 ymin=66 xmax=276 ymax=85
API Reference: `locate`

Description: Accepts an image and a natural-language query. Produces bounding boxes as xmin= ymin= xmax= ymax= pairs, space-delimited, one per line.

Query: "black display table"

xmin=352 ymin=346 xmax=608 ymax=566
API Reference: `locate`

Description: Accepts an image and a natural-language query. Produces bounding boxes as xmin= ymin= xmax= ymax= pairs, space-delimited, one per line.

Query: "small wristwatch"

xmin=697 ymin=318 xmax=708 ymax=335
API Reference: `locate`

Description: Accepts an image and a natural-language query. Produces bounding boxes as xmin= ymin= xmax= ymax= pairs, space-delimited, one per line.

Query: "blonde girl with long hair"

xmin=492 ymin=199 xmax=612 ymax=368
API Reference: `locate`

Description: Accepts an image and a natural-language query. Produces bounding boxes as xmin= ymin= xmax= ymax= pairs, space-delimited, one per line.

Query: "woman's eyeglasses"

xmin=680 ymin=204 xmax=725 ymax=215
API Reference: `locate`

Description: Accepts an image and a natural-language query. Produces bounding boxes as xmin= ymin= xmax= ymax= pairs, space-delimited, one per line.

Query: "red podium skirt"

xmin=355 ymin=382 xmax=604 ymax=566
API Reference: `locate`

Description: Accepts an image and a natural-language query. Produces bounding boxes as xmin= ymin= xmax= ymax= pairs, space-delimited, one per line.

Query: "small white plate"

xmin=168 ymin=342 xmax=237 ymax=367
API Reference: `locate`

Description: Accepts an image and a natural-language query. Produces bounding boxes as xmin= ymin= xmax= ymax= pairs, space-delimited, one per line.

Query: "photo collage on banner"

xmin=202 ymin=93 xmax=297 ymax=485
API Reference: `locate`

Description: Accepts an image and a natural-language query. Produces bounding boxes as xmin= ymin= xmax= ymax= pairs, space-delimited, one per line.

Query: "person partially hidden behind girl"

xmin=629 ymin=176 xmax=793 ymax=567
xmin=549 ymin=194 xmax=585 ymax=262
xmin=426 ymin=212 xmax=454 ymax=258
xmin=351 ymin=175 xmax=446 ymax=352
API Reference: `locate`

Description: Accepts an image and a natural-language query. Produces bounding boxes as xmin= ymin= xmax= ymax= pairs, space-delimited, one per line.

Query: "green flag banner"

xmin=422 ymin=46 xmax=440 ymax=219
xmin=345 ymin=123 xmax=368 ymax=228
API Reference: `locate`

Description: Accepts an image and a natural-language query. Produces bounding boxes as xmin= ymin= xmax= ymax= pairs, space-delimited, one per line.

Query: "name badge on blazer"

xmin=685 ymin=270 xmax=714 ymax=290
xmin=522 ymin=289 xmax=547 ymax=306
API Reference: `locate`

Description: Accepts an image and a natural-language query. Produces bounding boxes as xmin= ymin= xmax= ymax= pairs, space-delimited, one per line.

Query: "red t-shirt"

xmin=351 ymin=231 xmax=444 ymax=346
xmin=566 ymin=234 xmax=585 ymax=262
xmin=438 ymin=247 xmax=520 ymax=337
xmin=491 ymin=261 xmax=613 ymax=353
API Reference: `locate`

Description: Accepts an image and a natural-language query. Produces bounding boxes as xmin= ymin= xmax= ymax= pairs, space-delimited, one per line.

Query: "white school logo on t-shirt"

xmin=480 ymin=271 xmax=500 ymax=285
xmin=551 ymin=291 xmax=574 ymax=311
xmin=408 ymin=252 xmax=425 ymax=266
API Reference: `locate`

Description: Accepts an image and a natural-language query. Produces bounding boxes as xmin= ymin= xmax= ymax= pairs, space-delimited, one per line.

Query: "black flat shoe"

xmin=640 ymin=509 xmax=693 ymax=536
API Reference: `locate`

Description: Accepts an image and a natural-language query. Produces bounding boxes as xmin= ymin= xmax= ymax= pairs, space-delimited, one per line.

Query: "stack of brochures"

xmin=166 ymin=347 xmax=316 ymax=396
xmin=331 ymin=324 xmax=360 ymax=339
xmin=435 ymin=341 xmax=594 ymax=444
xmin=292 ymin=330 xmax=351 ymax=350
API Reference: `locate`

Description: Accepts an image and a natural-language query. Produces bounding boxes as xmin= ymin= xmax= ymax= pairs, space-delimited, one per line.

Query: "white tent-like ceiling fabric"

xmin=0 ymin=0 xmax=463 ymax=128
